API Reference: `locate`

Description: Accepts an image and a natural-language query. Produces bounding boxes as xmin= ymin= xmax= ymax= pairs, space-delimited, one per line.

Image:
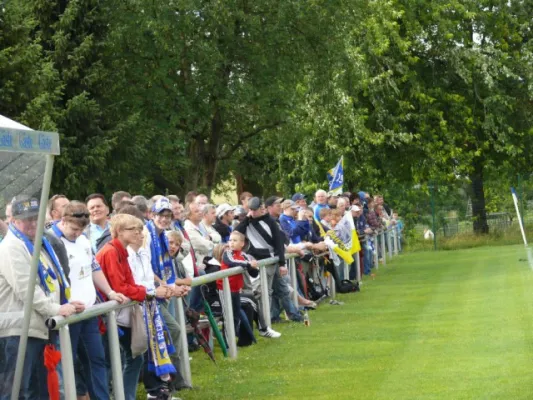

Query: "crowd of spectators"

xmin=0 ymin=188 xmax=403 ymax=400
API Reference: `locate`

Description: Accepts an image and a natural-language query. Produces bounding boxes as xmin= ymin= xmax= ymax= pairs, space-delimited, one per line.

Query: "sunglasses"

xmin=68 ymin=212 xmax=90 ymax=218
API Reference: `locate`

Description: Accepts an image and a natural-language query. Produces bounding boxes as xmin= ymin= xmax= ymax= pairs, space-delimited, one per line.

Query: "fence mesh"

xmin=387 ymin=174 xmax=533 ymax=251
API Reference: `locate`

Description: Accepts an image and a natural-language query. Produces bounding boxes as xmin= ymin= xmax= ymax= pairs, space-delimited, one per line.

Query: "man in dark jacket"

xmin=236 ymin=198 xmax=302 ymax=334
xmin=213 ymin=203 xmax=235 ymax=243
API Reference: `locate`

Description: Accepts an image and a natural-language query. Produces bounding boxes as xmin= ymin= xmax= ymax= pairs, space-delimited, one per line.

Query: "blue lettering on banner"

xmin=39 ymin=134 xmax=52 ymax=150
xmin=0 ymin=132 xmax=13 ymax=148
xmin=19 ymin=133 xmax=33 ymax=149
xmin=0 ymin=127 xmax=60 ymax=155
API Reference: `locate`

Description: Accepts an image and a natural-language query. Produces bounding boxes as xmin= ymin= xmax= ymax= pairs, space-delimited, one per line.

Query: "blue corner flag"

xmin=327 ymin=156 xmax=344 ymax=195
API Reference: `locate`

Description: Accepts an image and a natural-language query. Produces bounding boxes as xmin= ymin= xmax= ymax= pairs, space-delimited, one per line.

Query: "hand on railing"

xmin=107 ymin=290 xmax=128 ymax=304
xmin=279 ymin=266 xmax=288 ymax=276
xmin=250 ymin=259 xmax=259 ymax=269
xmin=58 ymin=301 xmax=85 ymax=317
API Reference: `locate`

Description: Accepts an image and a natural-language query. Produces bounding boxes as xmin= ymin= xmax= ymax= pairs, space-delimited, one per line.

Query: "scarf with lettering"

xmin=147 ymin=221 xmax=176 ymax=284
xmin=9 ymin=224 xmax=70 ymax=304
xmin=144 ymin=298 xmax=176 ymax=376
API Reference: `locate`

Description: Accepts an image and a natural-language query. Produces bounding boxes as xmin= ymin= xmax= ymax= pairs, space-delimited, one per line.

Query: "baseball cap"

xmin=291 ymin=193 xmax=306 ymax=202
xmin=216 ymin=203 xmax=236 ymax=218
xmin=248 ymin=197 xmax=263 ymax=211
xmin=281 ymin=200 xmax=299 ymax=210
xmin=12 ymin=198 xmax=40 ymax=220
xmin=264 ymin=196 xmax=284 ymax=208
xmin=350 ymin=205 xmax=361 ymax=212
xmin=152 ymin=197 xmax=172 ymax=214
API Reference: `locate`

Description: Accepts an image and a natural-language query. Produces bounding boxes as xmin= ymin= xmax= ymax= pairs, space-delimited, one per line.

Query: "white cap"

xmin=216 ymin=203 xmax=236 ymax=218
xmin=350 ymin=205 xmax=361 ymax=212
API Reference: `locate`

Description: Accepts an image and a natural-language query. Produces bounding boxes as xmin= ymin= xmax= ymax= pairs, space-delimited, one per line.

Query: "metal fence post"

xmin=222 ymin=277 xmax=237 ymax=359
xmin=289 ymin=257 xmax=299 ymax=309
xmin=387 ymin=229 xmax=393 ymax=259
xmin=259 ymin=264 xmax=271 ymax=328
xmin=373 ymin=235 xmax=379 ymax=269
xmin=175 ymin=297 xmax=192 ymax=386
xmin=58 ymin=325 xmax=77 ymax=400
xmin=393 ymin=226 xmax=399 ymax=255
xmin=355 ymin=250 xmax=361 ymax=282
xmin=107 ymin=310 xmax=125 ymax=400
xmin=329 ymin=272 xmax=336 ymax=299
xmin=380 ymin=230 xmax=386 ymax=266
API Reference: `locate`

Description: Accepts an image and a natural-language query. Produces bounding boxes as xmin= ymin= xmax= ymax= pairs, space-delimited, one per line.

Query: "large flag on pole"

xmin=327 ymin=156 xmax=344 ymax=195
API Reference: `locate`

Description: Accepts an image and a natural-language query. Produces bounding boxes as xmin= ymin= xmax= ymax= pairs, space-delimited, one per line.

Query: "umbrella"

xmin=203 ymin=299 xmax=228 ymax=357
xmin=186 ymin=308 xmax=216 ymax=364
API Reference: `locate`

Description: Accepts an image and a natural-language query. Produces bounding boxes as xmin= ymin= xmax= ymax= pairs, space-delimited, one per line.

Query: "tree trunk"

xmin=470 ymin=158 xmax=489 ymax=234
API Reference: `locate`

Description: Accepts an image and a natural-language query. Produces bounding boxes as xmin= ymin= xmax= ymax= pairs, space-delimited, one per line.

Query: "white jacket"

xmin=0 ymin=230 xmax=61 ymax=340
xmin=184 ymin=219 xmax=214 ymax=269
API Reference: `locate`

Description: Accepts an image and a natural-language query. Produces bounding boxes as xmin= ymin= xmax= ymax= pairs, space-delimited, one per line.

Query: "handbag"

xmin=130 ymin=303 xmax=148 ymax=357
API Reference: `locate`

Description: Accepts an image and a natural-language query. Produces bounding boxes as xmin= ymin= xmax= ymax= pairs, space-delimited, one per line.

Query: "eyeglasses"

xmin=124 ymin=226 xmax=143 ymax=232
xmin=156 ymin=213 xmax=173 ymax=220
xmin=69 ymin=212 xmax=90 ymax=218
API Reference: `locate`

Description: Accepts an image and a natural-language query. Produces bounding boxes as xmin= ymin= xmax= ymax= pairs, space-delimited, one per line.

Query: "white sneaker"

xmin=259 ymin=327 xmax=282 ymax=338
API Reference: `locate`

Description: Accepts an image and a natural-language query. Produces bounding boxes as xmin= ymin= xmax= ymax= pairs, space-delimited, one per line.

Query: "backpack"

xmin=338 ymin=279 xmax=360 ymax=294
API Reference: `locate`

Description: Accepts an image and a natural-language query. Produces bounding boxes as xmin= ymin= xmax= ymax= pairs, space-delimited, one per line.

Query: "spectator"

xmin=111 ymin=191 xmax=132 ymax=212
xmin=85 ymin=193 xmax=110 ymax=254
xmin=216 ymin=231 xmax=259 ymax=342
xmin=200 ymin=204 xmax=222 ymax=245
xmin=328 ymin=194 xmax=339 ymax=209
xmin=195 ymin=194 xmax=209 ymax=207
xmin=96 ymin=214 xmax=170 ymax=400
xmin=128 ymin=216 xmax=189 ymax=399
xmin=319 ymin=208 xmax=332 ymax=231
xmin=184 ymin=191 xmax=197 ymax=205
xmin=265 ymin=196 xmax=283 ymax=221
xmin=184 ymin=202 xmax=214 ymax=271
xmin=46 ymin=194 xmax=69 ymax=226
xmin=0 ymin=198 xmax=84 ymax=399
xmin=50 ymin=201 xmax=127 ymax=400
xmin=214 ymin=203 xmax=235 ymax=243
xmin=336 ymin=197 xmax=348 ymax=215
xmin=236 ymin=197 xmax=298 ymax=334
xmin=131 ymin=195 xmax=150 ymax=220
xmin=279 ymin=200 xmax=310 ymax=245
xmin=292 ymin=193 xmax=307 ymax=209
xmin=239 ymin=191 xmax=253 ymax=213
xmin=313 ymin=190 xmax=329 ymax=220
xmin=95 ymin=204 xmax=145 ymax=255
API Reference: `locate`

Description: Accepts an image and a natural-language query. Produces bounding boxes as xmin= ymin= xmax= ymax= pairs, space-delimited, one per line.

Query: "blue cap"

xmin=12 ymin=198 xmax=40 ymax=220
xmin=152 ymin=197 xmax=172 ymax=214
xmin=292 ymin=193 xmax=306 ymax=201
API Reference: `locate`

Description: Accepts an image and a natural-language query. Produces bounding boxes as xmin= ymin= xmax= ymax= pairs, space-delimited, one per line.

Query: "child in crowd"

xmin=216 ymin=232 xmax=259 ymax=341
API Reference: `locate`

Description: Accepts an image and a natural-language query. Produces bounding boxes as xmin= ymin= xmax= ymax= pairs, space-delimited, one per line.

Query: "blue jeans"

xmin=118 ymin=327 xmax=144 ymax=400
xmin=364 ymin=244 xmax=373 ymax=275
xmin=0 ymin=336 xmax=48 ymax=400
xmin=271 ymin=273 xmax=302 ymax=322
xmin=69 ymin=318 xmax=109 ymax=400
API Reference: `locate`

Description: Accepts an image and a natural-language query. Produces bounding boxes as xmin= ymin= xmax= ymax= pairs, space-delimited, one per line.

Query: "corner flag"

xmin=327 ymin=156 xmax=344 ymax=195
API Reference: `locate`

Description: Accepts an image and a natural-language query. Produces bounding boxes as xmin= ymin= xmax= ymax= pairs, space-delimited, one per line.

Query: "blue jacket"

xmin=279 ymin=214 xmax=310 ymax=244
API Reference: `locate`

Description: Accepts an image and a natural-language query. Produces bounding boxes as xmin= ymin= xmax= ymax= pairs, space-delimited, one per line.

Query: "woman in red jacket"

xmin=96 ymin=214 xmax=171 ymax=400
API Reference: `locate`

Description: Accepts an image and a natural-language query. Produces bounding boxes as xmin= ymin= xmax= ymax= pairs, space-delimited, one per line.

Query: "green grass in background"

xmin=168 ymin=245 xmax=533 ymax=400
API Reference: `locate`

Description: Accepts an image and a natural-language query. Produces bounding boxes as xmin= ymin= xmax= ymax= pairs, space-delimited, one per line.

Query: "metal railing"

xmin=44 ymin=227 xmax=402 ymax=397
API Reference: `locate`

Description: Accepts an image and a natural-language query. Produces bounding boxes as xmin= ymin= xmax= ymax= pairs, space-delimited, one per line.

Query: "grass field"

xmin=174 ymin=245 xmax=533 ymax=400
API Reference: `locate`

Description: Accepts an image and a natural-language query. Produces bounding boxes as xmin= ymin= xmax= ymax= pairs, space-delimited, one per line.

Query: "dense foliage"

xmin=1 ymin=0 xmax=532 ymax=232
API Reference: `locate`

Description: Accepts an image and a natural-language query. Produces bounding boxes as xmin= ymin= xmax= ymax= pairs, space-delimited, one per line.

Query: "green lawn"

xmin=177 ymin=245 xmax=533 ymax=400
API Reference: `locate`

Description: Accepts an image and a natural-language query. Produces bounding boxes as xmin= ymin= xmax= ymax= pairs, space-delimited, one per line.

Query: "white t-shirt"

xmin=60 ymin=234 xmax=98 ymax=308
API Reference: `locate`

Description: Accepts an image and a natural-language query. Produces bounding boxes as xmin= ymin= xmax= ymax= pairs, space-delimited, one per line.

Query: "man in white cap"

xmin=213 ymin=203 xmax=235 ymax=243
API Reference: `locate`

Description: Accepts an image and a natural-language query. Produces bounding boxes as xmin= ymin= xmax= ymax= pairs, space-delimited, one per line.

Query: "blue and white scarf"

xmin=144 ymin=299 xmax=176 ymax=376
xmin=9 ymin=224 xmax=70 ymax=304
xmin=147 ymin=221 xmax=176 ymax=284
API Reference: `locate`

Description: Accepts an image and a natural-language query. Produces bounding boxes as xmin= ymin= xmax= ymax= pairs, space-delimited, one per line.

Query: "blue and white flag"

xmin=327 ymin=156 xmax=344 ymax=195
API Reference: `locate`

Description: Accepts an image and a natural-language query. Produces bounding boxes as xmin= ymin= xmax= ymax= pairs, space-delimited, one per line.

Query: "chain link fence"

xmin=385 ymin=174 xmax=533 ymax=251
